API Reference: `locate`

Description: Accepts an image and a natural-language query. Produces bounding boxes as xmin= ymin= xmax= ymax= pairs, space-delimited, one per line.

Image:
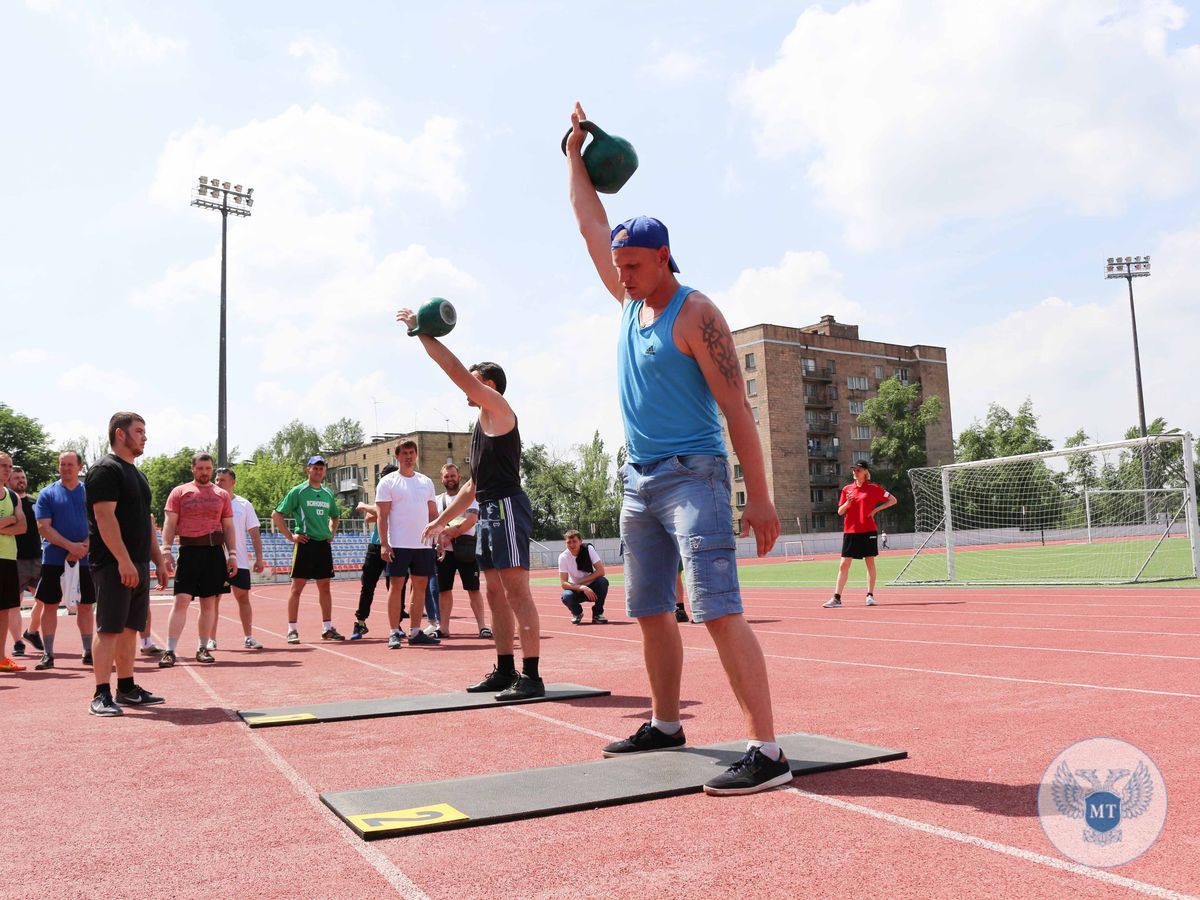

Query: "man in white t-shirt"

xmin=214 ymin=468 xmax=265 ymax=648
xmin=558 ymin=530 xmax=609 ymax=625
xmin=435 ymin=463 xmax=489 ymax=638
xmin=376 ymin=440 xmax=438 ymax=648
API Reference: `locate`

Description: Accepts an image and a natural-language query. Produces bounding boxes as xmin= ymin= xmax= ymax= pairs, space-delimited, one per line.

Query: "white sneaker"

xmin=865 ymin=594 xmax=877 ymax=606
xmin=206 ymin=639 xmax=217 ymax=650
xmin=244 ymin=636 xmax=263 ymax=649
xmin=822 ymin=597 xmax=842 ymax=609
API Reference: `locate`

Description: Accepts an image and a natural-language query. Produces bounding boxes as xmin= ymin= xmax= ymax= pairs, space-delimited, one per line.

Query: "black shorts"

xmin=173 ymin=545 xmax=230 ymax=598
xmin=17 ymin=558 xmax=41 ymax=591
xmin=35 ymin=563 xmax=97 ymax=605
xmin=841 ymin=531 xmax=879 ymax=559
xmin=386 ymin=547 xmax=436 ymax=578
xmin=225 ymin=568 xmax=252 ymax=591
xmin=291 ymin=539 xmax=333 ymax=581
xmin=93 ymin=562 xmax=151 ymax=634
xmin=437 ymin=535 xmax=480 ymax=591
xmin=0 ymin=559 xmax=19 ymax=610
xmin=477 ymin=493 xmax=532 ymax=571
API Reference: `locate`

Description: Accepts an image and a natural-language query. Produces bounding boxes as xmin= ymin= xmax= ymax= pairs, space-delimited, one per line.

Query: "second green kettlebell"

xmin=561 ymin=120 xmax=639 ymax=194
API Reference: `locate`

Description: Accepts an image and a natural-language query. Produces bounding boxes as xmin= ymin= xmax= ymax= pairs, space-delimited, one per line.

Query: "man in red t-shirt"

xmin=158 ymin=453 xmax=237 ymax=665
xmin=824 ymin=460 xmax=896 ymax=608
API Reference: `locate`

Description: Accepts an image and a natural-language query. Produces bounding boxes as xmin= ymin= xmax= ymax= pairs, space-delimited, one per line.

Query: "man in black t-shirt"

xmin=396 ymin=306 xmax=544 ymax=701
xmin=84 ymin=412 xmax=173 ymax=716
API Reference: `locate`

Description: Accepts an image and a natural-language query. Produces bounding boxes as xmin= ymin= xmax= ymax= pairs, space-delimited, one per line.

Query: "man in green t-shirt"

xmin=271 ymin=456 xmax=346 ymax=644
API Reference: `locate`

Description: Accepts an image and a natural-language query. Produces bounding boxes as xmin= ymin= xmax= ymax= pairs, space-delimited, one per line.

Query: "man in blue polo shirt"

xmin=30 ymin=451 xmax=96 ymax=670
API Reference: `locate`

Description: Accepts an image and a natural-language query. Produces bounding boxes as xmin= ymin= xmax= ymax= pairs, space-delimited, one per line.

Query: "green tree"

xmin=59 ymin=433 xmax=111 ymax=471
xmin=572 ymin=432 xmax=622 ymax=538
xmin=258 ymin=420 xmax=321 ymax=464
xmin=0 ymin=404 xmax=57 ymax=490
xmin=233 ymin=453 xmax=306 ymax=522
xmin=321 ymin=417 xmax=365 ymax=451
xmin=139 ymin=447 xmax=196 ymax=522
xmin=520 ymin=443 xmax=577 ymax=540
xmin=955 ymin=399 xmax=1053 ymax=462
xmin=858 ymin=377 xmax=943 ymax=532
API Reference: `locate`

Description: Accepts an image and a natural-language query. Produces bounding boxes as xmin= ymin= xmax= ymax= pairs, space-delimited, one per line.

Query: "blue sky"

xmin=5 ymin=0 xmax=1198 ymax=463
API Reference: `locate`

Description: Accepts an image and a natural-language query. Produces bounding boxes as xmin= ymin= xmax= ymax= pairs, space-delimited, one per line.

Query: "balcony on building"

xmin=805 ymin=415 xmax=837 ymax=434
xmin=807 ymin=445 xmax=840 ymax=459
xmin=801 ymin=365 xmax=835 ymax=382
xmin=808 ymin=471 xmax=841 ymax=487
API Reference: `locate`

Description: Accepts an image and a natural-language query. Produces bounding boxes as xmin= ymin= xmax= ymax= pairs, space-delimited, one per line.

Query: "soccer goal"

xmin=784 ymin=540 xmax=813 ymax=562
xmin=892 ymin=433 xmax=1199 ymax=584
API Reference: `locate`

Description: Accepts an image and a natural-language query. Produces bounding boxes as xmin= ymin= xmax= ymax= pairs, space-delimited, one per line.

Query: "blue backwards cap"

xmin=610 ymin=216 xmax=680 ymax=273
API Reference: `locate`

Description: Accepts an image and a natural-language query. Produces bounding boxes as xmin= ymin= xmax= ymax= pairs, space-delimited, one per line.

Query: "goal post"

xmin=893 ymin=433 xmax=1198 ymax=585
xmin=783 ymin=539 xmax=812 ymax=562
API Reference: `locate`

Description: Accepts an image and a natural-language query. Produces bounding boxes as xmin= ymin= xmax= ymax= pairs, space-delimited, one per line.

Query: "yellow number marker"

xmin=347 ymin=803 xmax=469 ymax=834
xmin=245 ymin=712 xmax=318 ymax=726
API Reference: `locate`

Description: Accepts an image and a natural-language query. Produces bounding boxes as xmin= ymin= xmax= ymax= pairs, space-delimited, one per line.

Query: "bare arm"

xmin=565 ymin=102 xmax=623 ymax=302
xmin=222 ymin=515 xmax=238 ymax=575
xmin=445 ymin=510 xmax=478 ymax=540
xmin=93 ymin=501 xmax=138 ymax=587
xmin=422 ymin=479 xmax=477 ymax=543
xmin=38 ymin=518 xmax=89 ymax=562
xmin=0 ymin=494 xmax=24 ymax=535
xmin=249 ymin=526 xmax=264 ymax=572
xmin=160 ymin=509 xmax=179 ymax=550
xmin=679 ymin=294 xmax=780 ymax=555
xmin=376 ymin=500 xmax=392 ymax=560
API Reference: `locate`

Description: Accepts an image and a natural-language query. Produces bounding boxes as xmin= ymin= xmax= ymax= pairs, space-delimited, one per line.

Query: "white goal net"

xmin=893 ymin=433 xmax=1199 ymax=584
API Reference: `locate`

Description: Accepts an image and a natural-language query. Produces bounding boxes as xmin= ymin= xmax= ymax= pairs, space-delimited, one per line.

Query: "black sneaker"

xmin=387 ymin=632 xmax=403 ymax=650
xmin=322 ymin=627 xmax=346 ymax=642
xmin=466 ymin=666 xmax=517 ymax=693
xmin=158 ymin=650 xmax=177 ymax=668
xmin=115 ymin=684 xmax=165 ymax=706
xmin=702 ymin=748 xmax=793 ymax=796
xmin=12 ymin=640 xmax=25 ymax=657
xmin=592 ymin=614 xmax=609 ymax=624
xmin=351 ymin=621 xmax=369 ymax=641
xmin=408 ymin=631 xmax=440 ymax=646
xmin=602 ymin=722 xmax=687 ymax=757
xmin=34 ymin=653 xmax=54 ymax=670
xmin=570 ymin=613 xmax=583 ymax=625
xmin=495 ymin=674 xmax=545 ymax=701
xmin=675 ymin=605 xmax=690 ymax=623
xmin=23 ymin=629 xmax=44 ymax=652
xmin=81 ymin=652 xmax=93 ymax=666
xmin=89 ymin=693 xmax=123 ymax=717
xmin=195 ymin=647 xmax=215 ymax=663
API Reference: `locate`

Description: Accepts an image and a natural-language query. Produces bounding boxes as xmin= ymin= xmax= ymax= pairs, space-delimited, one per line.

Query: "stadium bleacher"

xmin=261 ymin=531 xmax=370 ymax=575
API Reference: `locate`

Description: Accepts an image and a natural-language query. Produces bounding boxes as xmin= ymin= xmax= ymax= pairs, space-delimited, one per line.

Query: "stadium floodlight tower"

xmin=1105 ymin=255 xmax=1152 ymax=521
xmin=191 ymin=177 xmax=254 ymax=468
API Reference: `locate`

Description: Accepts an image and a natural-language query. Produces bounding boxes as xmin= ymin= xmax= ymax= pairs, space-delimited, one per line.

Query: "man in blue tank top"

xmin=567 ymin=101 xmax=788 ymax=796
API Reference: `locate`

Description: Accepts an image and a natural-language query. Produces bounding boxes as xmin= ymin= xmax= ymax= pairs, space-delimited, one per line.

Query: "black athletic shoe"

xmin=592 ymin=614 xmax=609 ymax=624
xmin=466 ymin=666 xmax=517 ymax=693
xmin=34 ymin=653 xmax=54 ymax=670
xmin=12 ymin=640 xmax=25 ymax=657
xmin=23 ymin=629 xmax=44 ymax=652
xmin=602 ymin=722 xmax=687 ymax=757
xmin=81 ymin=652 xmax=93 ymax=666
xmin=89 ymin=694 xmax=123 ymax=717
xmin=322 ymin=627 xmax=346 ymax=642
xmin=408 ymin=631 xmax=439 ymax=646
xmin=195 ymin=648 xmax=215 ymax=664
xmin=702 ymin=748 xmax=793 ymax=796
xmin=115 ymin=684 xmax=165 ymax=706
xmin=570 ymin=614 xmax=583 ymax=625
xmin=495 ymin=674 xmax=545 ymax=701
xmin=351 ymin=621 xmax=368 ymax=641
xmin=675 ymin=605 xmax=690 ymax=623
xmin=158 ymin=650 xmax=177 ymax=668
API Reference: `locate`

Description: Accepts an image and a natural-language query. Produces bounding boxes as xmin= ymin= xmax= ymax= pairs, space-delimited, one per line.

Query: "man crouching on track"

xmin=396 ymin=307 xmax=545 ymax=702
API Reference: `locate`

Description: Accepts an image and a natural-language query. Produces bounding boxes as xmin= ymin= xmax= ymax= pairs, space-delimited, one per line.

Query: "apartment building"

xmin=726 ymin=315 xmax=953 ymax=533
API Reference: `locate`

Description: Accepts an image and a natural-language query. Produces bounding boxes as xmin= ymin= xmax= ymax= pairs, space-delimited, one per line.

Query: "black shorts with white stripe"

xmin=476 ymin=492 xmax=532 ymax=571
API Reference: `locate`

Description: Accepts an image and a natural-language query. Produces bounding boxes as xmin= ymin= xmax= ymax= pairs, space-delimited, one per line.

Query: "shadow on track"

xmin=802 ymin=768 xmax=1039 ymax=817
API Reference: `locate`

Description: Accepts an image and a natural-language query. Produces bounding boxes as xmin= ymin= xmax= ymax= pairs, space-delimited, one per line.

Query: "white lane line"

xmin=164 ymin=631 xmax=429 ymax=900
xmin=783 ymin=788 xmax=1195 ymax=900
xmin=750 ymin=626 xmax=1200 ymax=662
xmin=756 ymin=613 xmax=1200 ymax=639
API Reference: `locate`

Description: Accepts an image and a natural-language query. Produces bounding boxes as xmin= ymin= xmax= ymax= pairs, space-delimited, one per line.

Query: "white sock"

xmin=288 ymin=622 xmax=298 ymax=632
xmin=167 ymin=637 xmax=179 ymax=652
xmin=323 ymin=620 xmax=333 ymax=631
xmin=747 ymin=740 xmax=782 ymax=761
xmin=651 ymin=718 xmax=682 ymax=735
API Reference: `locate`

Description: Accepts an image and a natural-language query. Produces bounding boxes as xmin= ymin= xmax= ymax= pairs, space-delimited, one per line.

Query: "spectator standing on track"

xmin=351 ymin=462 xmax=397 ymax=640
xmin=9 ymin=467 xmax=41 ymax=657
xmin=29 ymin=451 xmax=96 ymax=670
xmin=158 ymin=453 xmax=237 ymax=667
xmin=0 ymin=452 xmax=29 ymax=672
xmin=434 ymin=463 xmax=488 ymax=638
xmin=213 ymin=467 xmax=265 ymax=649
xmin=400 ymin=308 xmax=545 ymax=701
xmin=376 ymin=441 xmax=439 ymax=649
xmin=824 ymin=461 xmax=897 ymax=609
xmin=558 ymin=530 xmax=609 ymax=625
xmin=567 ymin=101 xmax=790 ymax=795
xmin=272 ymin=456 xmax=346 ymax=644
xmin=85 ymin=412 xmax=172 ymax=715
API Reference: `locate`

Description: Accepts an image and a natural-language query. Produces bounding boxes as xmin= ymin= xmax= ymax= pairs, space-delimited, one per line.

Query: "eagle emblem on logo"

xmin=1052 ymin=761 xmax=1154 ymax=847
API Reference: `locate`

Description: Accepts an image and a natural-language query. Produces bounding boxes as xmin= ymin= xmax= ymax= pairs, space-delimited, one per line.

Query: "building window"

xmin=803 ymin=383 xmax=817 ymax=398
xmin=813 ymin=513 xmax=827 ymax=531
xmin=874 ymin=365 xmax=884 ymax=379
xmin=735 ymin=491 xmax=746 ymax=507
xmin=895 ymin=367 xmax=910 ymax=383
xmin=374 ymin=463 xmax=379 ymax=483
xmin=745 ymin=352 xmax=756 ymax=370
xmin=828 ymin=386 xmax=838 ymax=400
xmin=810 ymin=488 xmax=825 ymax=502
xmin=849 ymin=400 xmax=864 ymax=415
xmin=734 ymin=464 xmax=743 ymax=481
xmin=853 ymin=425 xmax=872 ymax=440
xmin=747 ymin=378 xmax=757 ymax=397
xmin=802 ymin=358 xmax=817 ymax=374
xmin=848 ymin=375 xmax=869 ymax=390
xmin=751 ymin=407 xmax=760 ymax=423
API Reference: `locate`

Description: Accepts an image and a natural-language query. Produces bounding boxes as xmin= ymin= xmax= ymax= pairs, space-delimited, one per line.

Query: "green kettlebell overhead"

xmin=561 ymin=120 xmax=639 ymax=194
xmin=408 ymin=297 xmax=457 ymax=337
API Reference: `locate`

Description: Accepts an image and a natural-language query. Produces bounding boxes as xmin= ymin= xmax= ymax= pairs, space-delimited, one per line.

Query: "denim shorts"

xmin=621 ymin=454 xmax=741 ymax=623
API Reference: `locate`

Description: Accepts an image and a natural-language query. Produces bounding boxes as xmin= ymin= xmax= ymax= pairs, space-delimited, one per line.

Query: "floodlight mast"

xmin=1105 ymin=255 xmax=1153 ymax=521
xmin=190 ymin=178 xmax=254 ymax=468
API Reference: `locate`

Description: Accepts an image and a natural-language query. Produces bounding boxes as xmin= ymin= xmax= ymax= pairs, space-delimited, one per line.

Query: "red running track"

xmin=2 ymin=570 xmax=1197 ymax=898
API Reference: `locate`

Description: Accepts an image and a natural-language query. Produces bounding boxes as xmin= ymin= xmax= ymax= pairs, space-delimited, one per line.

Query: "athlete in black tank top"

xmin=470 ymin=419 xmax=522 ymax=502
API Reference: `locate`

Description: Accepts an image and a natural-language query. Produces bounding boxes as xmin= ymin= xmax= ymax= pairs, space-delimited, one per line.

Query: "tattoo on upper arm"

xmin=700 ymin=314 xmax=740 ymax=386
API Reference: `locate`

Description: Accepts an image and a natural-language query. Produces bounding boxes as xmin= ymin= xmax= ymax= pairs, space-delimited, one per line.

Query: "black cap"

xmin=851 ymin=460 xmax=871 ymax=471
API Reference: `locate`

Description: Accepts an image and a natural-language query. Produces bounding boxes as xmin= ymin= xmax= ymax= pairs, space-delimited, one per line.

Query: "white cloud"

xmin=953 ymin=226 xmax=1200 ymax=444
xmin=56 ymin=363 xmax=139 ymax=403
xmin=713 ymin=250 xmax=868 ymax=332
xmin=737 ymin=0 xmax=1200 ymax=247
xmin=25 ymin=1 xmax=186 ymax=64
xmin=289 ymin=37 xmax=347 ymax=86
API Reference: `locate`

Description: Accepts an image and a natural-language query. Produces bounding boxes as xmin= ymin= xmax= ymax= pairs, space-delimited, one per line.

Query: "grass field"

xmin=534 ymin=537 xmax=1198 ymax=588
